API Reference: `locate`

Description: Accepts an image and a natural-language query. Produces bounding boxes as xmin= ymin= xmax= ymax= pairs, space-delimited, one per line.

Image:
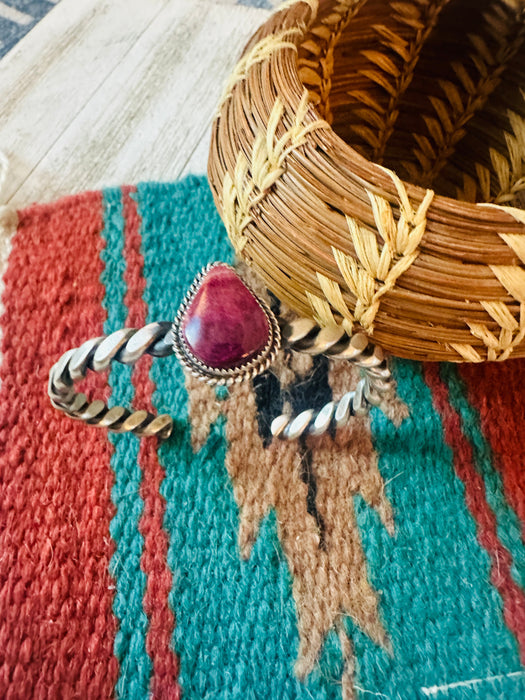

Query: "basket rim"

xmin=276 ymin=0 xmax=522 ymax=227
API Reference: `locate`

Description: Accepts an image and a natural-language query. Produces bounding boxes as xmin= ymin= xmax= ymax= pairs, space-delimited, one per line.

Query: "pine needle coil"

xmin=208 ymin=0 xmax=525 ymax=362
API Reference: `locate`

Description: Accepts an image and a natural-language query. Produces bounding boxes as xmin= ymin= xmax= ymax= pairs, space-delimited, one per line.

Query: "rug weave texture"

xmin=0 ymin=177 xmax=525 ymax=700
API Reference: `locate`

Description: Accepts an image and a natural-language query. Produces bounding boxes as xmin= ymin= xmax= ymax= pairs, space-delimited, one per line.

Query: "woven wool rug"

xmin=1 ymin=177 xmax=525 ymax=700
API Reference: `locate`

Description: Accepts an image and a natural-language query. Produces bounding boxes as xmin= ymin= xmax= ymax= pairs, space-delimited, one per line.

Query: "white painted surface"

xmin=0 ymin=0 xmax=271 ymax=207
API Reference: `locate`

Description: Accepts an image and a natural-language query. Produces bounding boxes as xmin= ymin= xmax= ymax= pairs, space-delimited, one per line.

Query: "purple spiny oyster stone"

xmin=182 ymin=265 xmax=270 ymax=370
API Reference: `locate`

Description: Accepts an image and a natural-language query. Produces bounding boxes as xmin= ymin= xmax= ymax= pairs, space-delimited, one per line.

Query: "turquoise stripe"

xmin=351 ymin=359 xmax=522 ymax=698
xmin=100 ymin=188 xmax=151 ymax=699
xmin=100 ymin=189 xmax=128 ymax=338
xmin=440 ymin=362 xmax=525 ymax=590
xmin=137 ymin=178 xmax=344 ymax=699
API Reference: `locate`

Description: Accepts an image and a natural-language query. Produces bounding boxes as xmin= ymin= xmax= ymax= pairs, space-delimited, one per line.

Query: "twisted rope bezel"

xmin=170 ymin=262 xmax=281 ymax=386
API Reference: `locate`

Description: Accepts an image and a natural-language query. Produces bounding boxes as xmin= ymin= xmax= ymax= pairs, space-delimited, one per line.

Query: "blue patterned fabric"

xmin=0 ymin=0 xmax=58 ymax=59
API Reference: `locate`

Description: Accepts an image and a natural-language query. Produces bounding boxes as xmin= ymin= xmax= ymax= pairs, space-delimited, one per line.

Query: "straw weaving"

xmin=209 ymin=0 xmax=525 ymax=362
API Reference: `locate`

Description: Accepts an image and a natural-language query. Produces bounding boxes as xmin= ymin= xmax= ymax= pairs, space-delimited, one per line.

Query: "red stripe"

xmin=424 ymin=363 xmax=525 ymax=662
xmin=459 ymin=360 xmax=525 ymax=540
xmin=0 ymin=193 xmax=118 ymax=697
xmin=121 ymin=186 xmax=181 ymax=699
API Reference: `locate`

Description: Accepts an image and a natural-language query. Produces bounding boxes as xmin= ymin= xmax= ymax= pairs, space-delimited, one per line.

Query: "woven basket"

xmin=208 ymin=0 xmax=525 ymax=362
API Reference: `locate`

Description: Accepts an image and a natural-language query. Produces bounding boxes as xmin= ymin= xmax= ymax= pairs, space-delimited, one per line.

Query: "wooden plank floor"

xmin=0 ymin=0 xmax=277 ymax=207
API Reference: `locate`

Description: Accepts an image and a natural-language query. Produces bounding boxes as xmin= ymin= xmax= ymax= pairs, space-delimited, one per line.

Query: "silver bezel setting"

xmin=171 ymin=262 xmax=281 ymax=386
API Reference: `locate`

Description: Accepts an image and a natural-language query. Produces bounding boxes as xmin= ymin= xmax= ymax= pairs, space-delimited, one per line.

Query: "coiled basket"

xmin=208 ymin=0 xmax=525 ymax=362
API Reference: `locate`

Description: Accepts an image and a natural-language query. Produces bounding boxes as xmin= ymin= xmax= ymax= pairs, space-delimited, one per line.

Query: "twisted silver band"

xmin=49 ymin=316 xmax=394 ymax=441
xmin=48 ymin=322 xmax=174 ymax=439
xmin=273 ymin=319 xmax=393 ymax=439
